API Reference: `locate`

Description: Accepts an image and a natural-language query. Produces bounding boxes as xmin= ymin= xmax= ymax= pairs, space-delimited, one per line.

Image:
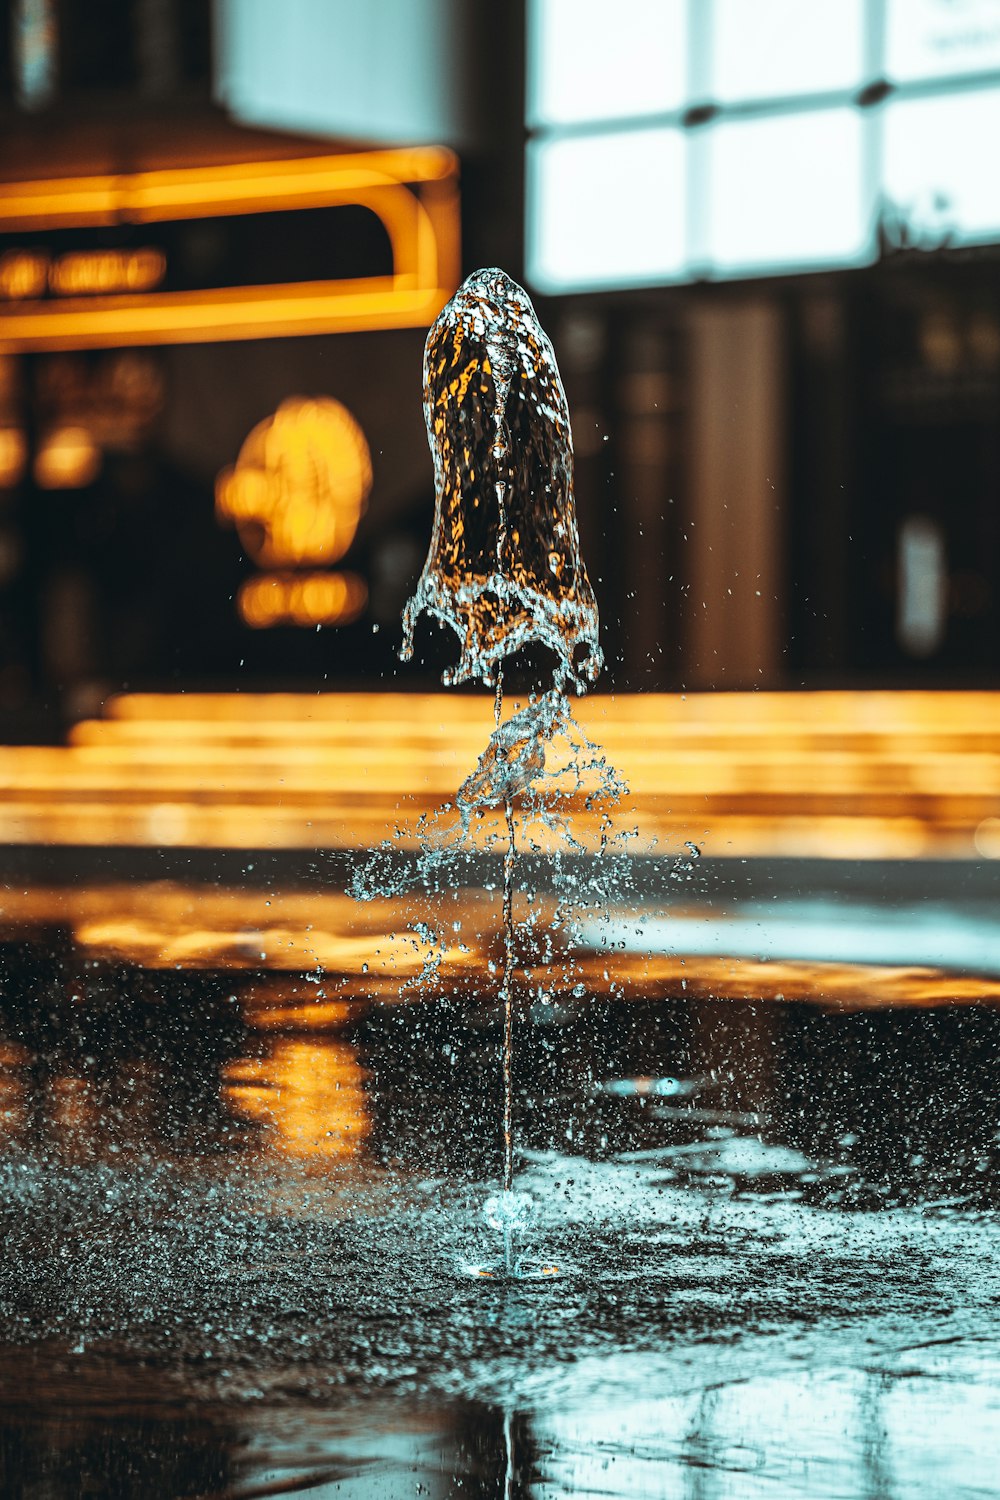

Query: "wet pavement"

xmin=0 ymin=872 xmax=999 ymax=1497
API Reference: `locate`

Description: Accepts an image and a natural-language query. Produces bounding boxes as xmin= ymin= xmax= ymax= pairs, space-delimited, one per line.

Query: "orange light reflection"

xmin=0 ymin=882 xmax=491 ymax=979
xmin=573 ymin=952 xmax=1000 ymax=1014
xmin=0 ymin=882 xmax=996 ymax=1015
xmin=223 ymin=1038 xmax=369 ymax=1161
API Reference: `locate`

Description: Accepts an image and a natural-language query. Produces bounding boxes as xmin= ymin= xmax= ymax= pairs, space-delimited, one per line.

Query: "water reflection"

xmin=2 ymin=1348 xmax=998 ymax=1498
xmin=224 ymin=1037 xmax=369 ymax=1161
xmin=533 ymin=1359 xmax=1000 ymax=1498
xmin=0 ymin=893 xmax=999 ymax=1201
xmin=1 ymin=881 xmax=999 ymax=1496
xmin=0 ymin=949 xmax=245 ymax=1160
xmin=0 ymin=1355 xmax=502 ymax=1499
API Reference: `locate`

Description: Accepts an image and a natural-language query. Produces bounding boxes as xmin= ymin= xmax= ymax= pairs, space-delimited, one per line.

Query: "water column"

xmin=400 ymin=267 xmax=605 ymax=1274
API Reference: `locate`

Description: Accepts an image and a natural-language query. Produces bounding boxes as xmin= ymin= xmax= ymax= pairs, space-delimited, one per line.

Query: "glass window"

xmin=527 ymin=128 xmax=687 ymax=291
xmin=882 ymin=86 xmax=1000 ymax=247
xmin=525 ymin=0 xmax=1000 ymax=291
xmin=706 ymin=107 xmax=873 ymax=275
xmin=527 ymin=0 xmax=688 ymax=127
xmin=711 ymin=0 xmax=867 ymax=103
xmin=886 ymin=0 xmax=1000 ymax=84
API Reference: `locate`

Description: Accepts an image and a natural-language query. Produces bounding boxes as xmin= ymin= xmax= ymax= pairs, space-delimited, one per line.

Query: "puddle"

xmin=0 ymin=878 xmax=999 ymax=1496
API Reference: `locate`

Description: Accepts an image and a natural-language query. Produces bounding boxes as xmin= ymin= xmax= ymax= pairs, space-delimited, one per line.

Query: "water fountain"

xmin=391 ymin=266 xmax=625 ymax=1276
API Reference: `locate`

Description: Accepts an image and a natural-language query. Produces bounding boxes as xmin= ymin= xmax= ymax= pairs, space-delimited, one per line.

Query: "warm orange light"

xmin=0 ymin=427 xmax=27 ymax=487
xmin=238 ymin=570 xmax=368 ymax=628
xmin=0 ymin=883 xmax=996 ymax=1015
xmin=3 ymin=879 xmax=999 ymax=1014
xmin=217 ymin=397 xmax=372 ymax=568
xmin=0 ymin=148 xmax=458 ymax=227
xmin=218 ymin=397 xmax=373 ymax=630
xmin=47 ymin=247 xmax=166 ymax=296
xmin=0 ymin=149 xmax=461 ymax=351
xmin=223 ymin=1038 xmax=369 ymax=1161
xmin=0 ymin=690 xmax=992 ymax=857
xmin=0 ymin=281 xmax=454 ymax=351
xmin=575 ymin=952 xmax=1000 ymax=1014
xmin=33 ymin=425 xmax=101 ymax=488
xmin=0 ymin=249 xmax=48 ymax=299
xmin=1 ymin=248 xmax=166 ymax=300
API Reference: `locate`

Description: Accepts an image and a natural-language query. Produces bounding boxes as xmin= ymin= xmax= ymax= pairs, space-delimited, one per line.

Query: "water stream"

xmin=393 ymin=267 xmax=622 ymax=1274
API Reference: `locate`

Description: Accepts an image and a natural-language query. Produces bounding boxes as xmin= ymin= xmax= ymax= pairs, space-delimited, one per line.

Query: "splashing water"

xmin=362 ymin=268 xmax=630 ymax=1278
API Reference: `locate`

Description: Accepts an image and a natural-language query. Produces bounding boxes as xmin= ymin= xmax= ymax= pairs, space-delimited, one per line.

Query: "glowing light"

xmin=0 ymin=882 xmax=997 ymax=1014
xmin=33 ymin=425 xmax=101 ymax=489
xmin=0 ymin=429 xmax=27 ymax=487
xmin=217 ymin=397 xmax=372 ymax=630
xmin=0 ymin=282 xmax=454 ymax=353
xmin=0 ymin=690 xmax=989 ymax=857
xmin=0 ymin=249 xmax=48 ymax=299
xmin=47 ymin=248 xmax=166 ymax=296
xmin=0 ymin=150 xmax=461 ymax=350
xmin=0 ymin=248 xmax=166 ymax=299
xmin=217 ymin=398 xmax=372 ymax=569
xmin=223 ymin=1039 xmax=369 ymax=1160
xmin=0 ymin=148 xmax=458 ymax=227
xmin=238 ymin=571 xmax=368 ymax=628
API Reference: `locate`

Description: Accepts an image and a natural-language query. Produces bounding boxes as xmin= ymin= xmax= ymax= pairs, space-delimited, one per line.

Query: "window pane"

xmin=527 ymin=0 xmax=687 ymax=126
xmin=711 ymin=0 xmax=867 ymax=103
xmin=886 ymin=0 xmax=1000 ymax=83
xmin=882 ymin=87 xmax=1000 ymax=248
xmin=527 ymin=129 xmax=687 ymax=291
xmin=706 ymin=108 xmax=873 ymax=275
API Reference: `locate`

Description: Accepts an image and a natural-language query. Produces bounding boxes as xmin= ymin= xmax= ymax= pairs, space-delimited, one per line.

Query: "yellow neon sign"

xmin=47 ymin=248 xmax=166 ymax=296
xmin=0 ymin=147 xmax=460 ymax=351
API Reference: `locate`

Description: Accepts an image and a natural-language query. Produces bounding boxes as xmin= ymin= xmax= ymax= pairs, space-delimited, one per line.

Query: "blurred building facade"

xmin=0 ymin=0 xmax=999 ymax=727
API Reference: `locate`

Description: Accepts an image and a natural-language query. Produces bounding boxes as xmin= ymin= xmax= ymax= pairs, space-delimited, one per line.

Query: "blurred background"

xmin=1 ymin=0 xmax=1000 ymax=861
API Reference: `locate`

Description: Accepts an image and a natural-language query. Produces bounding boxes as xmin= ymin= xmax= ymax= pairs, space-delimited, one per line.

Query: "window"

xmin=527 ymin=0 xmax=687 ymax=126
xmin=528 ymin=129 xmax=686 ymax=292
xmin=706 ymin=107 xmax=868 ymax=276
xmin=885 ymin=0 xmax=1000 ymax=83
xmin=526 ymin=0 xmax=1000 ymax=291
xmin=710 ymin=0 xmax=867 ymax=103
xmin=882 ymin=85 xmax=1000 ymax=248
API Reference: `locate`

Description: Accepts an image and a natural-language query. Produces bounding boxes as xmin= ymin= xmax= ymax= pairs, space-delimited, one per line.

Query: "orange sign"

xmin=0 ymin=148 xmax=460 ymax=350
xmin=216 ymin=397 xmax=371 ymax=627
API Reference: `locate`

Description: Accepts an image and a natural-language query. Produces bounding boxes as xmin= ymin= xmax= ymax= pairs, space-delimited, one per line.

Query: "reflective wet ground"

xmin=1 ymin=867 xmax=999 ymax=1497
